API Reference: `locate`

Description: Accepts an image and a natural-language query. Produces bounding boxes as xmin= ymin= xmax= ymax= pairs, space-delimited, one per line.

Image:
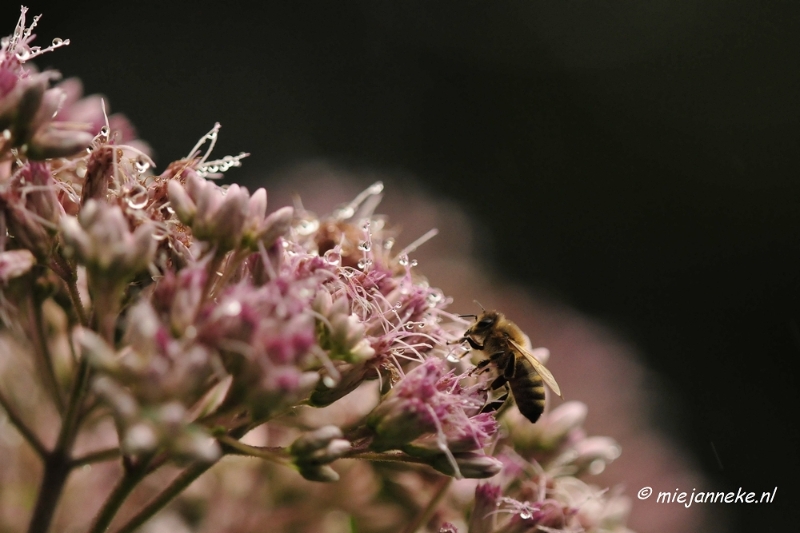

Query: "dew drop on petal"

xmin=324 ymin=249 xmax=341 ymax=266
xmin=296 ymin=218 xmax=320 ymax=236
xmin=125 ymin=184 xmax=149 ymax=209
xmin=519 ymin=511 xmax=532 ymax=520
xmin=446 ymin=353 xmax=461 ymax=363
xmin=410 ymin=259 xmax=418 ymax=267
xmin=221 ymin=301 xmax=242 ymax=316
xmin=398 ymin=254 xmax=409 ymax=266
xmin=357 ymin=241 xmax=371 ymax=252
xmin=135 ymin=158 xmax=151 ymax=174
xmin=357 ymin=258 xmax=371 ymax=270
xmin=52 ymin=37 xmax=63 ymax=46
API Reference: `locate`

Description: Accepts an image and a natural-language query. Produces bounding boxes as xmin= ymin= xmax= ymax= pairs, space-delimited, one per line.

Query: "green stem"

xmin=399 ymin=476 xmax=452 ymax=533
xmin=29 ymin=289 xmax=65 ymax=412
xmin=217 ymin=435 xmax=288 ymax=464
xmin=26 ymin=357 xmax=91 ymax=533
xmin=0 ymin=388 xmax=47 ymax=458
xmin=86 ymin=459 xmax=151 ymax=533
xmin=112 ymin=461 xmax=215 ymax=533
xmin=69 ymin=447 xmax=121 ymax=468
xmin=26 ymin=452 xmax=71 ymax=533
xmin=342 ymin=450 xmax=431 ymax=465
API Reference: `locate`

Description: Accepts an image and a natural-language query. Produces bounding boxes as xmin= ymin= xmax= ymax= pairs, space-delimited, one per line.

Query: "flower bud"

xmin=290 ymin=426 xmax=350 ymax=466
xmin=428 ymin=452 xmax=502 ymax=479
xmin=27 ymin=125 xmax=93 ymax=160
xmin=296 ymin=464 xmax=340 ymax=482
xmin=60 ymin=200 xmax=157 ymax=279
xmin=469 ymin=483 xmax=502 ymax=533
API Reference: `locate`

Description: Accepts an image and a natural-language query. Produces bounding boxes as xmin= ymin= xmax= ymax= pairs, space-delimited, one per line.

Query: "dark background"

xmin=26 ymin=1 xmax=799 ymax=531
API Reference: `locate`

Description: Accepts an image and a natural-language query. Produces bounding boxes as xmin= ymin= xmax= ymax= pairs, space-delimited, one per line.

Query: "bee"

xmin=455 ymin=309 xmax=561 ymax=423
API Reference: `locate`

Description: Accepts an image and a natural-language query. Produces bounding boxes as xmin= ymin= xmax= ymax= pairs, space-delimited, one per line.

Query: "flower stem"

xmin=26 ymin=452 xmax=71 ymax=533
xmin=0 ymin=388 xmax=47 ymax=458
xmin=343 ymin=450 xmax=431 ymax=466
xmin=26 ymin=356 xmax=91 ymax=533
xmin=400 ymin=476 xmax=452 ymax=533
xmin=29 ymin=288 xmax=65 ymax=412
xmin=112 ymin=461 xmax=216 ymax=533
xmin=87 ymin=459 xmax=151 ymax=533
xmin=70 ymin=447 xmax=121 ymax=468
xmin=217 ymin=434 xmax=288 ymax=464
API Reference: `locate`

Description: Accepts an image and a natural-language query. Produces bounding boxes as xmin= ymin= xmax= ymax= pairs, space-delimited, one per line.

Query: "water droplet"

xmin=52 ymin=37 xmax=63 ymax=46
xmin=394 ymin=302 xmax=402 ymax=309
xmin=426 ymin=292 xmax=442 ymax=306
xmin=519 ymin=510 xmax=532 ymax=520
xmin=221 ymin=301 xmax=242 ymax=316
xmin=405 ymin=323 xmax=415 ymax=330
xmin=361 ymin=220 xmax=371 ymax=231
xmin=135 ymin=158 xmax=150 ymax=174
xmin=16 ymin=49 xmax=30 ymax=61
xmin=296 ymin=218 xmax=319 ymax=236
xmin=75 ymin=160 xmax=87 ymax=178
xmin=126 ymin=184 xmax=149 ymax=209
xmin=410 ymin=259 xmax=418 ymax=267
xmin=357 ymin=241 xmax=371 ymax=252
xmin=151 ymin=227 xmax=168 ymax=241
xmin=323 ymin=249 xmax=341 ymax=266
xmin=383 ymin=237 xmax=395 ymax=250
xmin=446 ymin=353 xmax=461 ymax=363
xmin=398 ymin=254 xmax=409 ymax=266
xmin=357 ymin=258 xmax=372 ymax=270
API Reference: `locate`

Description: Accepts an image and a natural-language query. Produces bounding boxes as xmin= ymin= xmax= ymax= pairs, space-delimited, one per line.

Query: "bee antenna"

xmin=473 ymin=300 xmax=485 ymax=311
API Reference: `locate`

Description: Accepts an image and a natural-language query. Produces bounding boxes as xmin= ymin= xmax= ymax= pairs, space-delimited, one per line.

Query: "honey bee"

xmin=456 ymin=310 xmax=561 ymax=423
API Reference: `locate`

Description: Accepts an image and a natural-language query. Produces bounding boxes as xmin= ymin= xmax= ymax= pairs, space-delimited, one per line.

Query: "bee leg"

xmin=480 ymin=391 xmax=509 ymax=414
xmin=481 ymin=378 xmax=510 ymax=414
xmin=468 ymin=358 xmax=492 ymax=377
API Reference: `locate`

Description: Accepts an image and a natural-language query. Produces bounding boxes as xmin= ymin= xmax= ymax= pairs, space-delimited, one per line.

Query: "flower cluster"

xmin=0 ymin=8 xmax=639 ymax=533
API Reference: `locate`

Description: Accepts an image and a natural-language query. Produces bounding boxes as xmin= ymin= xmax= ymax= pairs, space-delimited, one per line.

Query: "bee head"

xmin=467 ymin=310 xmax=501 ymax=336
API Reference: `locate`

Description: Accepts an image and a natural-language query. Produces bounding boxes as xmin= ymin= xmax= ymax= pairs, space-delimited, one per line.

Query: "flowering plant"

xmin=0 ymin=8 xmax=636 ymax=533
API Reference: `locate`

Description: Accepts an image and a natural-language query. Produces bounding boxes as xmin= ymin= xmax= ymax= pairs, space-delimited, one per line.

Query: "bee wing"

xmin=509 ymin=339 xmax=562 ymax=398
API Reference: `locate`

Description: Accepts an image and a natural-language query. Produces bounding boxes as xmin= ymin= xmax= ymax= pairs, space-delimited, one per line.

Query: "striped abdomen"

xmin=509 ymin=355 xmax=546 ymax=423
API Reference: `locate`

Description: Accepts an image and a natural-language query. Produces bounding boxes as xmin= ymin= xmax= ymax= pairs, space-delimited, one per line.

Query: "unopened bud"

xmin=296 ymin=464 xmax=340 ymax=482
xmin=428 ymin=452 xmax=502 ymax=479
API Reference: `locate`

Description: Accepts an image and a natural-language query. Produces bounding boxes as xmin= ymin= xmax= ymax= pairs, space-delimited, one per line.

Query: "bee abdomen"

xmin=510 ymin=358 xmax=546 ymax=423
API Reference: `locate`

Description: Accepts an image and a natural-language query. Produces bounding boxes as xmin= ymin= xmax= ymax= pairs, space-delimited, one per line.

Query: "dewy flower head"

xmin=60 ymin=199 xmax=156 ymax=278
xmin=367 ymin=358 xmax=498 ymax=478
xmin=168 ymin=172 xmax=293 ymax=253
xmin=0 ymin=9 xmax=92 ymax=159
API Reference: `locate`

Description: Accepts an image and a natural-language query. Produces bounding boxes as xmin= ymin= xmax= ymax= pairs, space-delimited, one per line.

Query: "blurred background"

xmin=24 ymin=1 xmax=799 ymax=531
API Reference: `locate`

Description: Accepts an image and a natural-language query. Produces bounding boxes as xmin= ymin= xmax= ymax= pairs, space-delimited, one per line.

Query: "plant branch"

xmin=217 ymin=434 xmax=288 ymax=464
xmin=0 ymin=388 xmax=47 ymax=458
xmin=112 ymin=461 xmax=216 ymax=533
xmin=29 ymin=289 xmax=65 ymax=412
xmin=400 ymin=476 xmax=452 ymax=533
xmin=70 ymin=447 xmax=120 ymax=468
xmin=86 ymin=457 xmax=152 ymax=533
